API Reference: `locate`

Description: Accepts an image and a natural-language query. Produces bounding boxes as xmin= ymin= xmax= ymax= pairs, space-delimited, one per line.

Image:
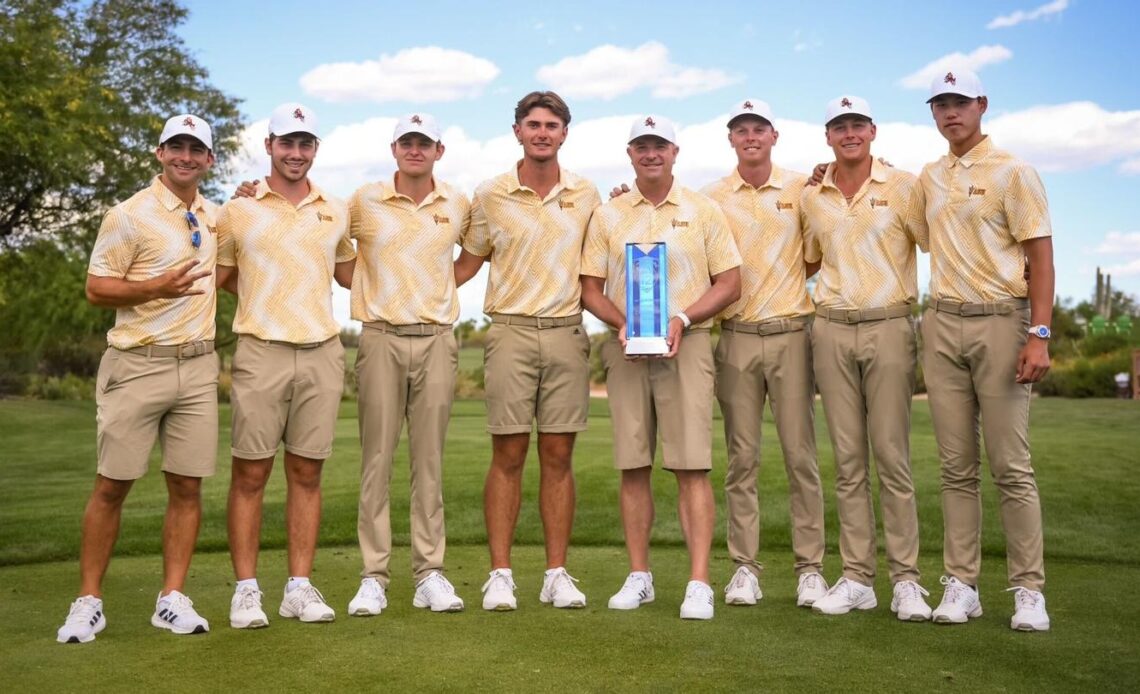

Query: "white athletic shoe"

xmin=539 ymin=567 xmax=587 ymax=609
xmin=348 ymin=577 xmax=388 ymax=617
xmin=724 ymin=566 xmax=762 ymax=606
xmin=891 ymin=580 xmax=932 ymax=622
xmin=812 ymin=578 xmax=877 ymax=615
xmin=796 ymin=572 xmax=829 ymax=607
xmin=413 ymin=572 xmax=464 ymax=612
xmin=932 ymin=576 xmax=983 ymax=625
xmin=680 ymin=581 xmax=715 ymax=620
xmin=279 ymin=583 xmax=335 ymax=622
xmin=56 ymin=595 xmax=106 ymax=644
xmin=230 ymin=585 xmax=268 ymax=629
xmin=151 ymin=590 xmax=209 ymax=634
xmin=1008 ymin=587 xmax=1050 ymax=632
xmin=481 ymin=569 xmax=517 ymax=611
xmin=608 ymin=572 xmax=655 ymax=610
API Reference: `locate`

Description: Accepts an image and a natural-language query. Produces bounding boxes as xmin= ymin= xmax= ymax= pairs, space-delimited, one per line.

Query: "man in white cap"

xmin=701 ymin=99 xmax=828 ymax=609
xmin=57 ymin=114 xmax=218 ymax=643
xmin=800 ymin=96 xmax=932 ymax=621
xmin=217 ymin=102 xmax=355 ymax=628
xmin=917 ymin=68 xmax=1054 ymax=631
xmin=581 ymin=115 xmax=741 ymax=620
xmin=454 ymin=92 xmax=599 ymax=612
xmin=345 ymin=113 xmax=470 ymax=617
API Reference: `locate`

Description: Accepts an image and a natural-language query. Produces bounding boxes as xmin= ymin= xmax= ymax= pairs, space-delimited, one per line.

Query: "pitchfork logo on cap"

xmin=411 ymin=115 xmax=422 ymax=125
xmin=840 ymin=98 xmax=852 ymax=108
xmin=293 ymin=108 xmax=305 ymax=121
xmin=182 ymin=117 xmax=196 ymax=129
xmin=944 ymin=72 xmax=957 ymax=85
xmin=644 ymin=117 xmax=656 ymax=128
xmin=742 ymin=101 xmax=754 ymax=110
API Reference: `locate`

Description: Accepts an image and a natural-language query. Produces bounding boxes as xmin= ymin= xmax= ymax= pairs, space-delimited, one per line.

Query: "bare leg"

xmin=160 ymin=471 xmax=202 ymax=595
xmin=283 ymin=452 xmax=324 ymax=577
xmin=619 ymin=467 xmax=655 ymax=573
xmin=78 ymin=475 xmax=134 ymax=597
xmin=537 ymin=432 xmax=577 ymax=569
xmin=675 ymin=470 xmax=715 ymax=583
xmin=484 ymin=433 xmax=530 ymax=569
xmin=227 ymin=456 xmax=274 ymax=580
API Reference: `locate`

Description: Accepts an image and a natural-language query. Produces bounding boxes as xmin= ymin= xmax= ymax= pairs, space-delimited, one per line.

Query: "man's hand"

xmin=232 ymin=179 xmax=260 ymax=199
xmin=153 ymin=260 xmax=212 ymax=299
xmin=610 ymin=183 xmax=631 ymax=199
xmin=617 ymin=323 xmax=645 ymax=361
xmin=805 ymin=157 xmax=894 ymax=187
xmin=1016 ymin=337 xmax=1051 ymax=384
xmin=663 ymin=316 xmax=684 ymax=358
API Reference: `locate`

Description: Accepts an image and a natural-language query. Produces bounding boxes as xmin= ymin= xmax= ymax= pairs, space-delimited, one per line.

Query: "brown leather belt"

xmin=121 ymin=340 xmax=214 ymax=359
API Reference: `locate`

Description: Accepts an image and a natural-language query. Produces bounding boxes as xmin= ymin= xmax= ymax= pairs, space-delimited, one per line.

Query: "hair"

xmin=514 ymin=91 xmax=571 ymax=126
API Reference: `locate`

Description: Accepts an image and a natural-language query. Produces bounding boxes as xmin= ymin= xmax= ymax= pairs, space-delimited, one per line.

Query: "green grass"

xmin=1 ymin=397 xmax=1138 ymax=691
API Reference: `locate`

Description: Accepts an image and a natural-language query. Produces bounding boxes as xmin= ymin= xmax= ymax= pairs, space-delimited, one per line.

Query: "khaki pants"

xmin=716 ymin=325 xmax=824 ymax=577
xmin=355 ymin=326 xmax=457 ymax=586
xmin=922 ymin=306 xmax=1044 ymax=591
xmin=812 ymin=315 xmax=921 ymax=585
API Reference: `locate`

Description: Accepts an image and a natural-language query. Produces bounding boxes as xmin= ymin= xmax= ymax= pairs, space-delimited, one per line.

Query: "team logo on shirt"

xmin=671 ymin=218 xmax=689 ymax=228
xmin=316 ymin=211 xmax=334 ymax=222
xmin=968 ymin=185 xmax=987 ymax=196
xmin=840 ymin=98 xmax=852 ymax=108
xmin=869 ymin=198 xmax=889 ymax=208
xmin=182 ymin=117 xmax=196 ymax=129
xmin=558 ymin=200 xmax=575 ymax=209
xmin=293 ymin=108 xmax=306 ymax=122
xmin=776 ymin=201 xmax=794 ymax=211
xmin=644 ymin=117 xmax=656 ymax=128
xmin=742 ymin=101 xmax=754 ymax=110
xmin=432 ymin=214 xmax=450 ymax=224
xmin=944 ymin=72 xmax=957 ymax=85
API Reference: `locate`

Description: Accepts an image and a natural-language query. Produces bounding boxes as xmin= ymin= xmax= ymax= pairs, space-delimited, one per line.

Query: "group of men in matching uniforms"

xmin=57 ymin=65 xmax=1054 ymax=643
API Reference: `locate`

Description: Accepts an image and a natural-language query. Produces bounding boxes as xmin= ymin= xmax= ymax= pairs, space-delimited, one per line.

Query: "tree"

xmin=0 ymin=0 xmax=244 ymax=249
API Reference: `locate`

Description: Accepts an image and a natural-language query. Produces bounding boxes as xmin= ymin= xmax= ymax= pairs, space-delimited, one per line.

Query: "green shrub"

xmin=1038 ymin=348 xmax=1132 ymax=398
xmin=24 ymin=373 xmax=94 ymax=400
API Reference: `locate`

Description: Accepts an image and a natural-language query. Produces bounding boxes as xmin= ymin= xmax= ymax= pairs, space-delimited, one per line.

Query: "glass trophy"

xmin=625 ymin=242 xmax=669 ymax=356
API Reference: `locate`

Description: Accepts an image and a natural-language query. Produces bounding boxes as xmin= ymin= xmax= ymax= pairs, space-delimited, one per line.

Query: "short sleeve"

xmin=704 ymin=204 xmax=742 ymax=276
xmin=1006 ymin=165 xmax=1052 ymax=243
xmin=799 ymin=188 xmax=822 ymax=264
xmin=463 ymin=187 xmax=493 ymax=257
xmin=215 ymin=203 xmax=236 ymax=267
xmin=87 ymin=207 xmax=137 ymax=278
xmin=580 ymin=207 xmax=610 ymax=279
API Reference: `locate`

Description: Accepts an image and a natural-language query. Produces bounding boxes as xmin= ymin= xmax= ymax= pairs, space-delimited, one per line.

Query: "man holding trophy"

xmin=580 ymin=115 xmax=741 ymax=620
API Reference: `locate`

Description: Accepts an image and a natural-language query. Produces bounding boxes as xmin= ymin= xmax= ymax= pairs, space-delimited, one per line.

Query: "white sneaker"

xmin=812 ymin=577 xmax=877 ymax=615
xmin=230 ymin=585 xmax=268 ymax=629
xmin=796 ymin=572 xmax=829 ymax=607
xmin=608 ymin=572 xmax=655 ymax=610
xmin=481 ymin=569 xmax=517 ymax=611
xmin=56 ymin=596 xmax=106 ymax=644
xmin=724 ymin=566 xmax=762 ymax=606
xmin=680 ymin=580 xmax=715 ymax=620
xmin=279 ymin=583 xmax=335 ymax=622
xmin=891 ymin=580 xmax=932 ymax=621
xmin=932 ymin=576 xmax=983 ymax=625
xmin=1008 ymin=587 xmax=1050 ymax=632
xmin=151 ymin=590 xmax=209 ymax=634
xmin=413 ymin=572 xmax=464 ymax=612
xmin=540 ymin=567 xmax=587 ymax=608
xmin=348 ymin=577 xmax=387 ymax=617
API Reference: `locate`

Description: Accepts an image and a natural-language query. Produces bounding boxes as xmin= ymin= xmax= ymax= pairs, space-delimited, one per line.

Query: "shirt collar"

xmin=255 ymin=178 xmax=327 ymax=205
xmin=150 ymin=176 xmax=206 ymax=213
xmin=380 ymin=174 xmax=445 ymax=203
xmin=948 ymin=135 xmax=993 ymax=169
xmin=630 ymin=180 xmax=681 ymax=207
xmin=821 ymin=158 xmax=887 ymax=191
xmin=730 ymin=165 xmax=785 ymax=191
xmin=507 ymin=161 xmax=575 ymax=197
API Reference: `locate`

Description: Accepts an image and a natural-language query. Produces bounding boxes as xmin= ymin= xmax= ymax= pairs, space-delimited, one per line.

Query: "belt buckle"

xmin=534 ymin=316 xmax=549 ymax=330
xmin=961 ymin=304 xmax=984 ymax=317
xmin=845 ymin=309 xmax=862 ymax=323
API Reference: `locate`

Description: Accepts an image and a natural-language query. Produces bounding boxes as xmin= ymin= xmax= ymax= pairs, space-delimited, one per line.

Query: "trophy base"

xmin=625 ymin=336 xmax=669 ymax=356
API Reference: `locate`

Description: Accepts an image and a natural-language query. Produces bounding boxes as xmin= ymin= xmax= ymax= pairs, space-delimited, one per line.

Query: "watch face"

xmin=1033 ymin=326 xmax=1051 ymax=338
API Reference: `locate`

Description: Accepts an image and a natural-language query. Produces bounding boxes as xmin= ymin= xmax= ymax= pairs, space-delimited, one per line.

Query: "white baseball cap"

xmin=159 ymin=114 xmax=212 ymax=150
xmin=928 ymin=68 xmax=986 ymax=102
xmin=727 ymin=98 xmax=775 ymax=127
xmin=628 ymin=115 xmax=678 ymax=145
xmin=392 ymin=113 xmax=442 ymax=143
xmin=268 ymin=102 xmax=319 ymax=138
xmin=825 ymin=95 xmax=873 ymax=126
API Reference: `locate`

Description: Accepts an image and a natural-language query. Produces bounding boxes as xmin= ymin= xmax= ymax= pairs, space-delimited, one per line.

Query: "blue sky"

xmin=179 ymin=0 xmax=1140 ymax=325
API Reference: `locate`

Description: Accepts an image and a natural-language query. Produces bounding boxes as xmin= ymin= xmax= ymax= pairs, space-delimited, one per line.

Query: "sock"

xmin=236 ymin=578 xmax=259 ymax=593
xmin=286 ymin=576 xmax=311 ymax=593
xmin=544 ymin=566 xmax=565 ymax=576
xmin=631 ymin=571 xmax=652 ymax=581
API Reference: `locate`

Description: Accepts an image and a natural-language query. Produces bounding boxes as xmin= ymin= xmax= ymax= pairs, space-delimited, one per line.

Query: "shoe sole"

xmin=933 ymin=605 xmax=983 ymax=624
xmin=725 ymin=596 xmax=758 ymax=606
xmin=58 ymin=619 xmax=105 ymax=644
xmin=483 ymin=603 xmax=516 ymax=611
xmin=414 ymin=598 xmax=465 ymax=612
xmin=151 ymin=616 xmax=208 ymax=634
xmin=349 ymin=604 xmax=384 ymax=616
xmin=1011 ymin=621 xmax=1049 ymax=631
xmin=812 ymin=597 xmax=878 ymax=615
xmin=680 ymin=608 xmax=714 ymax=620
xmin=540 ymin=597 xmax=586 ymax=609
xmin=279 ymin=608 xmax=335 ymax=622
xmin=230 ymin=618 xmax=268 ymax=629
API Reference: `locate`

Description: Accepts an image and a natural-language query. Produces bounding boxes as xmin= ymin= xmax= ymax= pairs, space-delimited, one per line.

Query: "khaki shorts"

xmin=599 ymin=331 xmax=715 ymax=470
xmin=483 ymin=322 xmax=591 ymax=435
xmin=230 ymin=336 xmax=345 ymax=460
xmin=96 ymin=348 xmax=219 ymax=480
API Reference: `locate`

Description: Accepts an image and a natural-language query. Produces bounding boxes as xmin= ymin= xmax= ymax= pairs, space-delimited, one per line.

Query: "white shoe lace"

xmin=293 ymin=584 xmax=328 ymax=610
xmin=1007 ymin=587 xmax=1041 ymax=611
xmin=895 ymin=580 xmax=929 ymax=602
xmin=939 ymin=575 xmax=970 ymax=604
xmin=482 ymin=570 xmax=516 ymax=594
xmin=827 ymin=578 xmax=857 ymax=601
xmin=234 ymin=587 xmax=262 ymax=610
xmin=358 ymin=578 xmax=383 ymax=600
xmin=798 ymin=573 xmax=824 ymax=593
xmin=727 ymin=568 xmax=753 ymax=594
xmin=164 ymin=592 xmax=195 ymax=614
xmin=620 ymin=574 xmax=649 ymax=598
xmin=66 ymin=597 xmax=101 ymax=624
xmin=420 ymin=572 xmax=455 ymax=598
xmin=685 ymin=582 xmax=713 ymax=604
xmin=548 ymin=568 xmax=581 ymax=595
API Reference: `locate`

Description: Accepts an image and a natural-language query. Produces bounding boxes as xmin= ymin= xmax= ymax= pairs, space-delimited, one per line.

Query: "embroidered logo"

xmin=181 ymin=117 xmax=195 ymax=129
xmin=840 ymin=98 xmax=852 ymax=108
xmin=944 ymin=72 xmax=957 ymax=85
xmin=671 ymin=218 xmax=689 ymax=228
xmin=776 ymin=201 xmax=794 ymax=211
xmin=558 ymin=200 xmax=575 ymax=209
xmin=316 ymin=211 xmax=333 ymax=222
xmin=869 ymin=198 xmax=889 ymax=208
xmin=742 ymin=101 xmax=754 ymax=110
xmin=411 ymin=115 xmax=422 ymax=125
xmin=293 ymin=108 xmax=305 ymax=121
xmin=644 ymin=117 xmax=656 ymax=128
xmin=968 ymin=185 xmax=986 ymax=196
xmin=433 ymin=214 xmax=450 ymax=224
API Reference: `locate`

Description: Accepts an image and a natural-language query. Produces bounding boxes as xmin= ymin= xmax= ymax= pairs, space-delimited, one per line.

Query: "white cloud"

xmin=987 ymin=0 xmax=1068 ymax=29
xmin=1094 ymin=232 xmax=1140 ymax=255
xmin=1104 ymin=258 xmax=1140 ymax=277
xmin=299 ymin=47 xmax=500 ymax=103
xmin=1121 ymin=158 xmax=1140 ymax=175
xmin=535 ymin=42 xmax=741 ymax=100
xmin=987 ymin=102 xmax=1140 ymax=172
xmin=899 ymin=45 xmax=1013 ymax=89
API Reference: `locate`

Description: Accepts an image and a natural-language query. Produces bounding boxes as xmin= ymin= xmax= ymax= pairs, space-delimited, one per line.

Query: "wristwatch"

xmin=1027 ymin=324 xmax=1051 ymax=340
